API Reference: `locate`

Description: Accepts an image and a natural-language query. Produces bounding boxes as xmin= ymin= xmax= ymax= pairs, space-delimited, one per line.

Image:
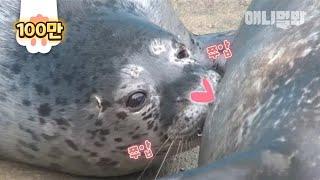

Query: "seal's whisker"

xmin=185 ymin=136 xmax=195 ymax=150
xmin=174 ymin=139 xmax=182 ymax=173
xmin=186 ymin=139 xmax=191 ymax=150
xmin=171 ymin=139 xmax=182 ymax=173
xmin=177 ymin=139 xmax=185 ymax=172
xmin=175 ymin=140 xmax=182 ymax=156
xmin=154 ymin=139 xmax=175 ymax=180
xmin=138 ymin=136 xmax=171 ymax=180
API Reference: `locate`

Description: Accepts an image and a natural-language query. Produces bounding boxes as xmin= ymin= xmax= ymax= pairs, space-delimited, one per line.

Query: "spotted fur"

xmin=0 ymin=0 xmax=226 ymax=177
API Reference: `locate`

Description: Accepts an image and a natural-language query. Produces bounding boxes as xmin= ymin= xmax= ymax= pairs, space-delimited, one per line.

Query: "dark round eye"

xmin=176 ymin=46 xmax=189 ymax=59
xmin=126 ymin=91 xmax=147 ymax=110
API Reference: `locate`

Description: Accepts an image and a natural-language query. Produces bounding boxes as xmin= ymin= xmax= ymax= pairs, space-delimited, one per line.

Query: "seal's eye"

xmin=126 ymin=91 xmax=147 ymax=111
xmin=176 ymin=46 xmax=189 ymax=59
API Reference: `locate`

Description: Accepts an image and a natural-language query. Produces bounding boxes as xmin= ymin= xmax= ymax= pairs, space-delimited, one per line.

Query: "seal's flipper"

xmin=161 ymin=148 xmax=293 ymax=180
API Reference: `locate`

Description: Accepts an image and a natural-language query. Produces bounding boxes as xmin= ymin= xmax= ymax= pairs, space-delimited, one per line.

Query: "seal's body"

xmin=0 ymin=0 xmax=232 ymax=177
xmin=163 ymin=0 xmax=320 ymax=179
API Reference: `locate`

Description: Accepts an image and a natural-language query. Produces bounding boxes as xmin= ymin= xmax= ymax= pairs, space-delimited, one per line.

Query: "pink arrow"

xmin=190 ymin=78 xmax=216 ymax=104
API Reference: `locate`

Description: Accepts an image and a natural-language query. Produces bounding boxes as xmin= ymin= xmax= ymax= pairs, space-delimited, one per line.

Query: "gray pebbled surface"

xmin=0 ymin=0 xmax=250 ymax=179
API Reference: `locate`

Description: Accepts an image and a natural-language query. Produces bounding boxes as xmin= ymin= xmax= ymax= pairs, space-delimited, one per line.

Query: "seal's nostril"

xmin=176 ymin=96 xmax=183 ymax=102
xmin=176 ymin=96 xmax=189 ymax=103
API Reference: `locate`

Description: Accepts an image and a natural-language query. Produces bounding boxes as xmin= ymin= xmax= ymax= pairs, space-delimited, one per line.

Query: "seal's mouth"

xmin=166 ymin=69 xmax=219 ymax=140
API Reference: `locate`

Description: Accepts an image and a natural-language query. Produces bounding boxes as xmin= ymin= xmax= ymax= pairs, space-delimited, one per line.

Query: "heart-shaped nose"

xmin=190 ymin=78 xmax=216 ymax=104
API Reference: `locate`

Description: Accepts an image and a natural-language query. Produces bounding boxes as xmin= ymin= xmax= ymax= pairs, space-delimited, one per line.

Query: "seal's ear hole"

xmin=176 ymin=45 xmax=189 ymax=59
xmin=126 ymin=91 xmax=147 ymax=112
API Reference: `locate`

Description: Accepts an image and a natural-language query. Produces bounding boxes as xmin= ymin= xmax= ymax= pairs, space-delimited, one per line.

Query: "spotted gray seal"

xmin=162 ymin=0 xmax=320 ymax=179
xmin=0 ymin=0 xmax=234 ymax=177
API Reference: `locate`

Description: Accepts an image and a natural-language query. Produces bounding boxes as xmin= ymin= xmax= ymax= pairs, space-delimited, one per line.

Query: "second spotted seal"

xmin=163 ymin=0 xmax=320 ymax=179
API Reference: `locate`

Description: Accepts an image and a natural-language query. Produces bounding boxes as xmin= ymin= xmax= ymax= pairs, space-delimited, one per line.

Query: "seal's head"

xmin=60 ymin=13 xmax=222 ymax=176
xmin=0 ymin=0 xmax=227 ymax=177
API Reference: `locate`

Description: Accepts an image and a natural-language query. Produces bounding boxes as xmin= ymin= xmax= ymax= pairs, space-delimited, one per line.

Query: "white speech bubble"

xmin=16 ymin=0 xmax=62 ymax=54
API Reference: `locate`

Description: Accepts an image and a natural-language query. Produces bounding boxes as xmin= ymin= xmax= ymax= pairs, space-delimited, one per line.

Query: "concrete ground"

xmin=0 ymin=0 xmax=250 ymax=179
